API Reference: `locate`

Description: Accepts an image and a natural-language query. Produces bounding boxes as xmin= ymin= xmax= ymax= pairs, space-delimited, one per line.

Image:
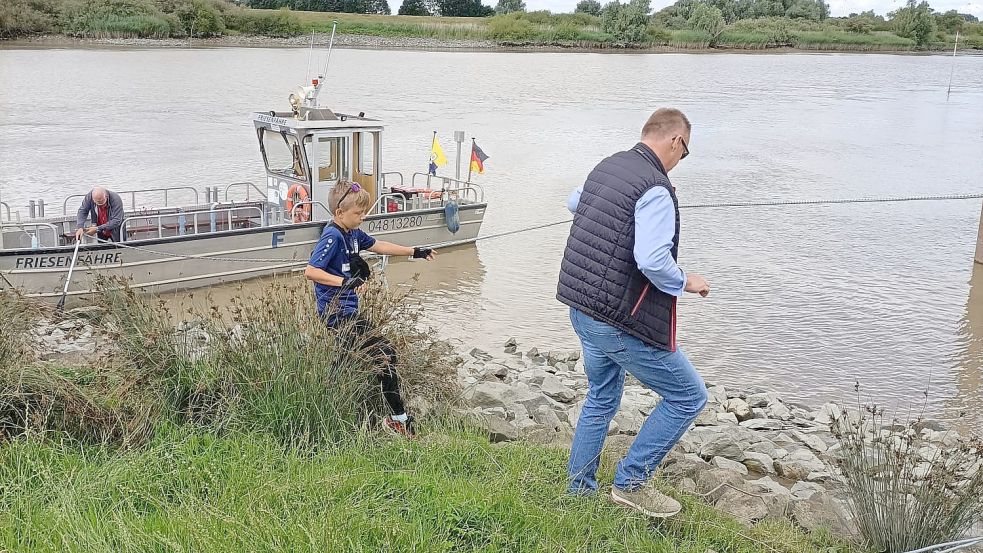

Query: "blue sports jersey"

xmin=308 ymin=224 xmax=376 ymax=321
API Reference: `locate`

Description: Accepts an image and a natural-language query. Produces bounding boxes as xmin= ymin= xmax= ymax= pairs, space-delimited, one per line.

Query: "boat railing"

xmin=370 ymin=193 xmax=409 ymax=215
xmin=370 ymin=183 xmax=482 ymax=214
xmin=121 ymin=205 xmax=265 ymax=240
xmin=0 ymin=202 xmax=9 ymax=223
xmin=440 ymin=186 xmax=483 ymax=204
xmin=0 ymin=222 xmax=61 ymax=249
xmin=63 ymin=186 xmax=201 ymax=215
xmin=288 ymin=200 xmax=330 ymax=223
xmin=380 ymin=172 xmax=404 ymax=189
xmin=224 ymin=181 xmax=268 ymax=203
xmin=410 ymin=173 xmax=485 ymax=203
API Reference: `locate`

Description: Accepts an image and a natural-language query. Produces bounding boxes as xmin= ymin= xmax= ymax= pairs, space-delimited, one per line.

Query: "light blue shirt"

xmin=567 ymin=185 xmax=686 ymax=297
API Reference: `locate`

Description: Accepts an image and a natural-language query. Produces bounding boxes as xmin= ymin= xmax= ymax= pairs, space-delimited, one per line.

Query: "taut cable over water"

xmin=473 ymin=192 xmax=983 ymax=245
xmin=67 ymin=192 xmax=983 ymax=266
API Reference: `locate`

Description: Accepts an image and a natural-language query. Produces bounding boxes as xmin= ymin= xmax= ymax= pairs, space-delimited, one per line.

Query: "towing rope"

xmin=4 ymin=192 xmax=983 ymax=265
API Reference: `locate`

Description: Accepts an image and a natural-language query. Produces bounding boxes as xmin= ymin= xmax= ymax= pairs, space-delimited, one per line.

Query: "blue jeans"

xmin=567 ymin=308 xmax=708 ymax=494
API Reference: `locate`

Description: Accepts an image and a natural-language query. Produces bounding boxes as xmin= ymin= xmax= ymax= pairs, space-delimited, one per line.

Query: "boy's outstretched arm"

xmin=304 ymin=265 xmax=345 ymax=286
xmin=368 ymin=241 xmax=437 ymax=261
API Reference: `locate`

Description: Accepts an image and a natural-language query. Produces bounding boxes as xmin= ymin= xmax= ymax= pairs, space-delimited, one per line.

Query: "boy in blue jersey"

xmin=304 ymin=180 xmax=436 ymax=437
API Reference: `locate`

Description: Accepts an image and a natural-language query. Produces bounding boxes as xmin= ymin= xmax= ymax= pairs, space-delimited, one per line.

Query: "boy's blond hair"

xmin=328 ymin=180 xmax=372 ymax=214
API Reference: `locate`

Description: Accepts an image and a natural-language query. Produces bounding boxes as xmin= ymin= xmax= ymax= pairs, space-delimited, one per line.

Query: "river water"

xmin=1 ymin=46 xmax=982 ymax=429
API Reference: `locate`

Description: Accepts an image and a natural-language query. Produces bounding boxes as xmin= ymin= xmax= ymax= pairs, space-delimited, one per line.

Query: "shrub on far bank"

xmin=59 ymin=0 xmax=177 ymax=38
xmin=0 ymin=0 xmax=59 ymax=37
xmin=486 ymin=12 xmax=536 ymax=41
xmin=225 ymin=7 xmax=302 ymax=36
xmin=0 ymin=0 xmax=303 ymax=39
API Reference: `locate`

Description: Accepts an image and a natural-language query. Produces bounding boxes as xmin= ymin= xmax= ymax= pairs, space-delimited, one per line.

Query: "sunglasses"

xmin=678 ymin=136 xmax=690 ymax=160
xmin=337 ymin=183 xmax=361 ymax=207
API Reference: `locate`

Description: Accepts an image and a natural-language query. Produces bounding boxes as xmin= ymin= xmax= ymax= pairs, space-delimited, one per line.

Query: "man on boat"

xmin=74 ymin=186 xmax=124 ymax=242
xmin=558 ymin=108 xmax=711 ymax=518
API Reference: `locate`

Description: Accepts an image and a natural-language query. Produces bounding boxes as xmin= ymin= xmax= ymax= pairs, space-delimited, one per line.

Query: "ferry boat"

xmin=0 ymin=76 xmax=486 ymax=299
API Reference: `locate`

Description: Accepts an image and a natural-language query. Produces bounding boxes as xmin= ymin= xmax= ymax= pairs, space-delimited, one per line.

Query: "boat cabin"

xmin=254 ymin=106 xmax=383 ymax=222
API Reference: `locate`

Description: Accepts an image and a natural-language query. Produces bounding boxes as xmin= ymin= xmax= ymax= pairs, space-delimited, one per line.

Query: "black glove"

xmin=349 ymin=253 xmax=372 ymax=281
xmin=412 ymin=247 xmax=433 ymax=259
xmin=341 ymin=275 xmax=366 ymax=290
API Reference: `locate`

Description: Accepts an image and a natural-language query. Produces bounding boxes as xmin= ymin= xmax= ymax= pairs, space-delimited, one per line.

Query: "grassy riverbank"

xmin=0 ymin=283 xmax=859 ymax=552
xmin=2 ymin=425 xmax=858 ymax=552
xmin=2 ymin=0 xmax=980 ymax=52
xmin=271 ymin=9 xmax=981 ymax=51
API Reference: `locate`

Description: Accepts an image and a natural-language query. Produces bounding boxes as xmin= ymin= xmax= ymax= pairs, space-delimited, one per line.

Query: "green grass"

xmin=794 ymin=30 xmax=916 ymax=48
xmin=713 ymin=28 xmax=919 ymax=50
xmin=716 ymin=30 xmax=773 ymax=48
xmin=0 ymin=424 xmax=858 ymax=552
xmin=78 ymin=14 xmax=173 ymax=39
xmin=668 ymin=28 xmax=712 ymax=48
xmin=293 ymin=10 xmax=487 ymax=39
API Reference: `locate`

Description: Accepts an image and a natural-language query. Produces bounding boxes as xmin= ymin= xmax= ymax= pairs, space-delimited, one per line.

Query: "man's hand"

xmin=412 ymin=247 xmax=437 ymax=261
xmin=74 ymin=227 xmax=96 ymax=240
xmin=685 ymin=273 xmax=710 ymax=297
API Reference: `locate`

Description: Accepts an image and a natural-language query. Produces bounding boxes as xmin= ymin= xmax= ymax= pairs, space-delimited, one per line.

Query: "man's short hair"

xmin=641 ymin=108 xmax=691 ymax=140
xmin=91 ymin=186 xmax=108 ymax=204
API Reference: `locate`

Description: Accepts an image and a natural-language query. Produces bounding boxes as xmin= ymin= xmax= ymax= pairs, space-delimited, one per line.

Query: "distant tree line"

xmin=247 ymin=0 xmax=494 ymax=16
xmin=396 ymin=0 xmax=493 ymax=16
xmin=207 ymin=0 xmax=983 ymax=33
xmin=2 ymin=0 xmax=979 ymax=46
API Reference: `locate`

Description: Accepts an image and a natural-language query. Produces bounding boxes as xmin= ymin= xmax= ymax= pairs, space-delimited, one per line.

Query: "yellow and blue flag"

xmin=428 ymin=132 xmax=447 ymax=175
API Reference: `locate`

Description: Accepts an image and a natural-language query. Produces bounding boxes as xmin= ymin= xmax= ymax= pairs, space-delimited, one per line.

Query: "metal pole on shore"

xmin=947 ymin=30 xmax=959 ymax=101
xmin=975 ymin=201 xmax=983 ymax=264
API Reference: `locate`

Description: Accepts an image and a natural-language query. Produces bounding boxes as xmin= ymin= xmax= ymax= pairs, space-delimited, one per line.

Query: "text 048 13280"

xmin=366 ymin=215 xmax=425 ymax=233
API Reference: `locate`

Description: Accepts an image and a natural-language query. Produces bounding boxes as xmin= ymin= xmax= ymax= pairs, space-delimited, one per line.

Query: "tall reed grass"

xmin=832 ymin=385 xmax=983 ymax=552
xmin=0 ymin=276 xmax=455 ymax=450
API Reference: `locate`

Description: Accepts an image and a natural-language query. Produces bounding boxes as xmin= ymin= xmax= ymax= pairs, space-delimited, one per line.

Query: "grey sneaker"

xmin=611 ymin=485 xmax=682 ymax=518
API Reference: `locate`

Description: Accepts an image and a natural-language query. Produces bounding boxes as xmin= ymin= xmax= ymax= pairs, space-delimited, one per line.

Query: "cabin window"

xmin=306 ymin=135 xmax=350 ymax=183
xmin=259 ymin=128 xmax=305 ymax=179
xmin=359 ymin=132 xmax=375 ymax=176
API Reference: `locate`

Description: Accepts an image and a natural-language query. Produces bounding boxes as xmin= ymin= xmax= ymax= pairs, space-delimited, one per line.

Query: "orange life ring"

xmin=285 ymin=184 xmax=310 ymax=223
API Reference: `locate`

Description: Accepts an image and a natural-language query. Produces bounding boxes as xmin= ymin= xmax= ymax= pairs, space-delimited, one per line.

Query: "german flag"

xmin=469 ymin=140 xmax=489 ymax=175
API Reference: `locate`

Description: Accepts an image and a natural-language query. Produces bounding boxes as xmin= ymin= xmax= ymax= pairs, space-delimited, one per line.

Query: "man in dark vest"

xmin=557 ymin=108 xmax=711 ymax=518
xmin=75 ymin=186 xmax=124 ymax=242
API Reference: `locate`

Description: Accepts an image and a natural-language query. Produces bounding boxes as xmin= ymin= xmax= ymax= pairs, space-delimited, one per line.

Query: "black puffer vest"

xmin=556 ymin=143 xmax=679 ymax=351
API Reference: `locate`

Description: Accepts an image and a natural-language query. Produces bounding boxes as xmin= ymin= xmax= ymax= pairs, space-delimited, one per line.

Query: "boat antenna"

xmin=305 ymin=28 xmax=316 ymax=84
xmin=946 ymin=30 xmax=959 ymax=101
xmin=312 ymin=21 xmax=338 ymax=107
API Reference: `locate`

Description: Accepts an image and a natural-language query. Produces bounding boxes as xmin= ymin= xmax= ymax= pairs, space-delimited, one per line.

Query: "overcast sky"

xmin=516 ymin=0 xmax=983 ymax=18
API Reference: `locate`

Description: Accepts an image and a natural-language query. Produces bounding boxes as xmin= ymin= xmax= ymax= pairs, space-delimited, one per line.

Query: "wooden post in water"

xmin=976 ymin=201 xmax=983 ymax=264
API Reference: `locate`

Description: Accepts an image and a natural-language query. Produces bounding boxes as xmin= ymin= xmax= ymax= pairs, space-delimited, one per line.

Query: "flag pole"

xmin=429 ymin=130 xmax=437 ymax=177
xmin=454 ymin=131 xmax=465 ymax=181
xmin=467 ymin=137 xmax=475 ymax=183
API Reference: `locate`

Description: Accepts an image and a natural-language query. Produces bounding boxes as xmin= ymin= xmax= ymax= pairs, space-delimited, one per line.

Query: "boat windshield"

xmin=259 ymin=128 xmax=306 ymax=180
